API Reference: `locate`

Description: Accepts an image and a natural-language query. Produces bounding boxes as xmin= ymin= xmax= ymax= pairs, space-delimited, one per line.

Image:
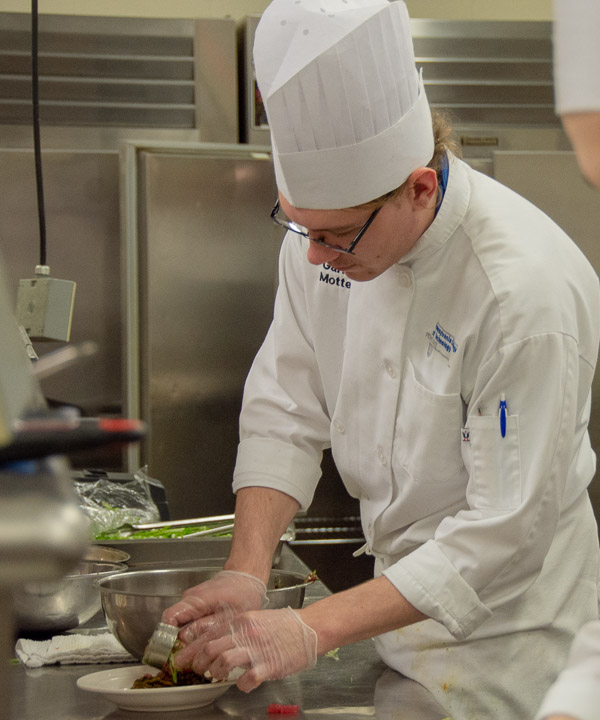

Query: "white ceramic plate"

xmin=76 ymin=665 xmax=238 ymax=712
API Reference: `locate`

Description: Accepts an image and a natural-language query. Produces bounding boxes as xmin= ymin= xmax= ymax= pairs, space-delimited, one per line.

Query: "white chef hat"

xmin=253 ymin=0 xmax=434 ymax=210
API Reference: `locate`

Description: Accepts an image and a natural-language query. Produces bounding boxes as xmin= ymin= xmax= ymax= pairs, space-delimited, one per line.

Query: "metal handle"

xmin=143 ymin=622 xmax=180 ymax=669
xmin=32 ymin=341 xmax=98 ymax=379
xmin=131 ymin=513 xmax=235 ymax=530
xmin=183 ymin=523 xmax=234 ymax=538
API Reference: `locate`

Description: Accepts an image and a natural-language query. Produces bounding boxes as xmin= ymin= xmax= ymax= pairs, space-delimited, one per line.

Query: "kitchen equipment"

xmin=166 ymin=523 xmax=234 ymax=539
xmin=95 ymin=537 xmax=235 ymax=571
xmin=83 ymin=545 xmax=130 ymax=564
xmin=99 ymin=567 xmax=314 ymax=660
xmin=131 ymin=513 xmax=234 ymax=530
xmin=143 ymin=622 xmax=180 ymax=668
xmin=96 ymin=526 xmax=295 ymax=567
xmin=0 ymin=414 xmax=145 ymax=464
xmin=15 ymin=561 xmax=127 ymax=633
xmin=96 ymin=522 xmax=234 ymax=541
xmin=32 ymin=342 xmax=99 ymax=380
xmin=117 ymin=515 xmax=236 ymax=539
xmin=0 ymin=250 xmax=91 ymax=712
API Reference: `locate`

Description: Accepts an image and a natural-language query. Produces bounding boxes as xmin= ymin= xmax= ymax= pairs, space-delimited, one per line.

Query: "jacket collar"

xmin=399 ymin=152 xmax=471 ymax=266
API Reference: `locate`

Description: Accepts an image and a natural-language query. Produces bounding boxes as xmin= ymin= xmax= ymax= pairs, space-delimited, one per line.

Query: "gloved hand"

xmin=161 ymin=570 xmax=267 ymax=644
xmin=173 ymin=607 xmax=318 ymax=692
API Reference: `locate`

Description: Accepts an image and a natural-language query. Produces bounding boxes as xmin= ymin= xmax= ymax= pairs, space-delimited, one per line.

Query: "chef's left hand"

xmin=172 ymin=607 xmax=318 ymax=692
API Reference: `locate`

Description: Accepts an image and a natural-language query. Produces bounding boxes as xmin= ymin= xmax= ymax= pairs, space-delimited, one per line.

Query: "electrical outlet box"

xmin=16 ymin=270 xmax=76 ymax=342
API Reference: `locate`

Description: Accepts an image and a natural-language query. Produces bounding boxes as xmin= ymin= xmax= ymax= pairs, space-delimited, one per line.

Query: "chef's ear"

xmin=406 ymin=167 xmax=438 ymax=210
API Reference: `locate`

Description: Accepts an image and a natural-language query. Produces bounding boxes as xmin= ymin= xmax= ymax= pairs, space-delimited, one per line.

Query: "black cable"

xmin=31 ymin=0 xmax=47 ymax=267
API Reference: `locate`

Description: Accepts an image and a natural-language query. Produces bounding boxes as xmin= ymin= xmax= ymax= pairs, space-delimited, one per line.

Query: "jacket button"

xmin=384 ymin=360 xmax=397 ymax=378
xmin=333 ymin=418 xmax=345 ymax=433
xmin=398 ymin=271 xmax=412 ymax=288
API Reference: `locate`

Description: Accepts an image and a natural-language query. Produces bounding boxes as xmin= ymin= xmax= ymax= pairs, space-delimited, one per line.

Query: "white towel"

xmin=15 ymin=633 xmax=136 ymax=668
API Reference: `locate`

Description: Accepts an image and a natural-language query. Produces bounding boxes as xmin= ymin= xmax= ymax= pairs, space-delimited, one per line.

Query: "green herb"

xmin=95 ymin=525 xmax=233 ymax=541
xmin=325 ymin=648 xmax=340 ymax=661
xmin=168 ymin=654 xmax=178 ymax=684
xmin=101 ymin=501 xmax=118 ymax=510
xmin=167 ymin=640 xmax=183 ymax=684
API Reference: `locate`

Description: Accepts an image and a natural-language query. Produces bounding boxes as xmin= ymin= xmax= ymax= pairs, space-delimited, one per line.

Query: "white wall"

xmin=407 ymin=1 xmax=552 ymax=21
xmin=0 ymin=0 xmax=552 ymax=21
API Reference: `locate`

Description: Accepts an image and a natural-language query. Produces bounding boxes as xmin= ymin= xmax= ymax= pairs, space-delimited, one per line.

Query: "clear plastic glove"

xmin=173 ymin=607 xmax=318 ymax=692
xmin=161 ymin=570 xmax=267 ymax=644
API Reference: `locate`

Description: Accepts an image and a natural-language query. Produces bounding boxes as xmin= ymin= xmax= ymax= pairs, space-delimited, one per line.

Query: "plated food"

xmin=76 ymin=665 xmax=239 ymax=712
xmin=131 ymin=654 xmax=213 ymax=689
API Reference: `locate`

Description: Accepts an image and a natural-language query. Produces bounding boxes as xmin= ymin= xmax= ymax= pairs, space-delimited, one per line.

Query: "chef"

xmin=163 ymin=2 xmax=600 ymax=718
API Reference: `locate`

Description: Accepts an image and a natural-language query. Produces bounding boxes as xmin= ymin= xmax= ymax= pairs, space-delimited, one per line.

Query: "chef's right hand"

xmin=161 ymin=570 xmax=268 ymax=643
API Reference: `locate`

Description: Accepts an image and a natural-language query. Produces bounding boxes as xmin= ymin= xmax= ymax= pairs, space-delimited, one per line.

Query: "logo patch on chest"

xmin=426 ymin=322 xmax=458 ymax=365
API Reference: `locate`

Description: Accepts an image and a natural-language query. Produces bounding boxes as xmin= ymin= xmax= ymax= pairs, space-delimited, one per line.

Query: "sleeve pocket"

xmin=462 ymin=414 xmax=522 ymax=510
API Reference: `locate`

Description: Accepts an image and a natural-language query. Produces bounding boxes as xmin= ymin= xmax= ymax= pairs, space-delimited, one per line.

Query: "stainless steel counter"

xmin=9 ymin=547 xmax=450 ymax=719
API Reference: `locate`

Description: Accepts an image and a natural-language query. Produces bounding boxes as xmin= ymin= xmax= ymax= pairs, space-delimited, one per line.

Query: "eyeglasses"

xmin=270 ymin=199 xmax=382 ymax=256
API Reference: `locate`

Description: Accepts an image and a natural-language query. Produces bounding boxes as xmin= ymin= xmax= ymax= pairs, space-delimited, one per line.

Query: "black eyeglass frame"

xmin=270 ymin=199 xmax=382 ymax=256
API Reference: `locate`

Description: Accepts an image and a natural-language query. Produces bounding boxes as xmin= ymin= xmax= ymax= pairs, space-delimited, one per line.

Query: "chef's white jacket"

xmin=233 ymin=154 xmax=600 ymax=718
xmin=536 ymin=621 xmax=600 ymax=720
xmin=531 ymin=6 xmax=600 ymax=718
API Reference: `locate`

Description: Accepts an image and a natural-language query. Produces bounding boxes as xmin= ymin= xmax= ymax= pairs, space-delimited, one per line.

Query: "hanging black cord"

xmin=31 ymin=0 xmax=47 ymax=267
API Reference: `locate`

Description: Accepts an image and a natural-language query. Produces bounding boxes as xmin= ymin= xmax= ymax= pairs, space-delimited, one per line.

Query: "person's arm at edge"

xmin=561 ymin=113 xmax=600 ymax=189
xmin=224 ymin=486 xmax=301 ymax=585
xmin=296 ymin=574 xmax=427 ymax=655
xmin=224 ymin=489 xmax=427 ymax=655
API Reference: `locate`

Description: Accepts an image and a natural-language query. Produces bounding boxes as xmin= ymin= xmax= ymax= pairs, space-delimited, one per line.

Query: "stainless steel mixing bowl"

xmin=99 ymin=567 xmax=312 ymax=660
xmin=15 ymin=561 xmax=127 ymax=633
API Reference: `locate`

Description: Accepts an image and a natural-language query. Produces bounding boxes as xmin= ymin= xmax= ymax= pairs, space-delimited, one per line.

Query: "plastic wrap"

xmin=74 ymin=466 xmax=160 ymax=537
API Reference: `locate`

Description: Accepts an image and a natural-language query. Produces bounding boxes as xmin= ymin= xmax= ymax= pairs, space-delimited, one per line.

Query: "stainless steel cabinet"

xmin=122 ymin=142 xmax=281 ymax=519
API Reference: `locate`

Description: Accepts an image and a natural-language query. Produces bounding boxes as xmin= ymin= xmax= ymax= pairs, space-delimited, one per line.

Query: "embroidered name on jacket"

xmin=319 ymin=263 xmax=351 ymax=289
xmin=426 ymin=322 xmax=458 ymax=364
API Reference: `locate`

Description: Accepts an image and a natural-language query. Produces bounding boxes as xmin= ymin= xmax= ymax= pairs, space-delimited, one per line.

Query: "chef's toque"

xmin=253 ymin=0 xmax=434 ymax=210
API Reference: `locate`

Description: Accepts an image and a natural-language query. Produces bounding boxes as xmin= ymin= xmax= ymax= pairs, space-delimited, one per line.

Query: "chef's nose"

xmin=306 ymin=238 xmax=341 ymax=266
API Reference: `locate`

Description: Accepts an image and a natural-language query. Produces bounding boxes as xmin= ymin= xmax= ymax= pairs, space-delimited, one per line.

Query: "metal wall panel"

xmin=0 ymin=13 xmax=238 ymax=142
xmin=411 ymin=19 xmax=556 ymax=127
xmin=123 ymin=143 xmax=281 ymax=519
xmin=240 ymin=16 xmax=559 ymax=145
xmin=0 ymin=13 xmax=242 ymax=473
xmin=0 ymin=148 xmax=122 ymax=418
